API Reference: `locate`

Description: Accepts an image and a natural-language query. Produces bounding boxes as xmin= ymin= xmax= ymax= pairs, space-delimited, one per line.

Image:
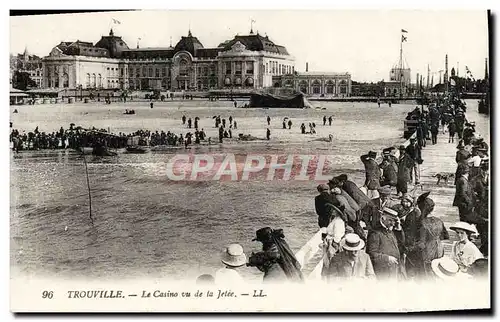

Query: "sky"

xmin=9 ymin=10 xmax=490 ymax=83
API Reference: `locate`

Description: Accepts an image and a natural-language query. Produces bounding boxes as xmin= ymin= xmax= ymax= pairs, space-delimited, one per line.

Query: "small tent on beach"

xmin=249 ymin=88 xmax=313 ymax=109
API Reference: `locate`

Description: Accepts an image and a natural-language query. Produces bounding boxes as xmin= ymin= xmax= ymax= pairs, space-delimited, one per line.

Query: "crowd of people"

xmin=314 ymin=92 xmax=488 ymax=283
xmin=195 ymin=92 xmax=488 ymax=285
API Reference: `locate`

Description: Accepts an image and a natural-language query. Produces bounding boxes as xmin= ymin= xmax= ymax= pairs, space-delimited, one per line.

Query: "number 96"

xmin=42 ymin=291 xmax=53 ymax=299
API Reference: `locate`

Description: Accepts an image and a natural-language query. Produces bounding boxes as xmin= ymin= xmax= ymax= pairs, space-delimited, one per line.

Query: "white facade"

xmin=43 ymin=48 xmax=121 ymax=89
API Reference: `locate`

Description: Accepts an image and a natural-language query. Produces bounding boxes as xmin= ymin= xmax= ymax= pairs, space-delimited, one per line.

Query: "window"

xmin=142 ymin=66 xmax=147 ymax=77
xmin=312 ymin=80 xmax=321 ymax=94
xmin=162 ymin=67 xmax=167 ymax=77
xmin=98 ymin=74 xmax=102 ymax=88
xmin=246 ymin=62 xmax=254 ymax=75
xmin=120 ymin=68 xmax=124 ymax=77
xmin=235 ymin=61 xmax=242 ymax=75
xmin=155 ymin=68 xmax=160 ymax=78
xmin=179 ymin=59 xmax=189 ymax=76
xmin=225 ymin=62 xmax=231 ymax=75
xmin=148 ymin=67 xmax=153 ymax=77
xmin=92 ymin=73 xmax=96 ymax=87
xmin=299 ymin=80 xmax=308 ymax=94
xmin=265 ymin=62 xmax=268 ymax=74
xmin=326 ymin=80 xmax=334 ymax=94
xmin=136 ymin=67 xmax=140 ymax=77
xmin=62 ymin=73 xmax=69 ymax=88
xmin=203 ymin=67 xmax=208 ymax=76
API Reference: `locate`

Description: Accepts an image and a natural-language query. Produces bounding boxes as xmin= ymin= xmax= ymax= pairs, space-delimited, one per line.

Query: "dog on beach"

xmin=433 ymin=172 xmax=455 ymax=185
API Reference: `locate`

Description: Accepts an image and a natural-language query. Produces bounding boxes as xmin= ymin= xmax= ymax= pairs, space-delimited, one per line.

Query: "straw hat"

xmin=450 ymin=222 xmax=478 ymax=235
xmin=431 ymin=257 xmax=470 ymax=280
xmin=221 ymin=244 xmax=247 ymax=267
xmin=380 ymin=207 xmax=399 ymax=218
xmin=342 ymin=233 xmax=365 ymax=251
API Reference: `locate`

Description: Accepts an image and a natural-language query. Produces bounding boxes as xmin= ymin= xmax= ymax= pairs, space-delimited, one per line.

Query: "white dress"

xmin=450 ymin=240 xmax=483 ymax=272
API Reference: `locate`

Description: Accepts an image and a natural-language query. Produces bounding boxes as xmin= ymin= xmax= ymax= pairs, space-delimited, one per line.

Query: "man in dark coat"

xmin=453 ymin=164 xmax=475 ymax=222
xmin=379 ymin=149 xmax=398 ymax=187
xmin=315 ymin=184 xmax=334 ymax=231
xmin=405 ymin=138 xmax=422 ymax=184
xmin=330 ymin=174 xmax=371 ymax=210
xmin=397 ymin=145 xmax=413 ymax=195
xmin=455 ymin=140 xmax=471 ymax=185
xmin=360 ymin=151 xmax=381 ymax=198
xmin=470 ymin=162 xmax=489 ymax=256
xmin=363 ymin=186 xmax=397 ymax=231
xmin=366 ymin=207 xmax=406 ymax=280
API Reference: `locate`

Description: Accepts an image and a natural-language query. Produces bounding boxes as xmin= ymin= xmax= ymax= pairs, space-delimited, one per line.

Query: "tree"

xmin=12 ymin=70 xmax=37 ymax=90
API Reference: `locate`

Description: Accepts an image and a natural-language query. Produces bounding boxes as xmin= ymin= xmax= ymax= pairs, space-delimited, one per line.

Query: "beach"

xmin=10 ymin=99 xmax=487 ymax=281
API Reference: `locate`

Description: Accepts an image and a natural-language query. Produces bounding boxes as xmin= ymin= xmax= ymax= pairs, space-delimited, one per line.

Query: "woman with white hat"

xmin=449 ymin=222 xmax=483 ymax=273
xmin=215 ymin=243 xmax=247 ymax=284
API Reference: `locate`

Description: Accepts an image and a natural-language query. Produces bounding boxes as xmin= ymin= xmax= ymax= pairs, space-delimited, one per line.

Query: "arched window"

xmin=224 ymin=77 xmax=231 ymax=86
xmin=97 ymin=74 xmax=102 ymax=88
xmin=54 ymin=73 xmax=59 ymax=88
xmin=235 ymin=77 xmax=242 ymax=86
xmin=86 ymin=73 xmax=90 ymax=88
xmin=179 ymin=59 xmax=189 ymax=76
xmin=340 ymin=80 xmax=347 ymax=94
xmin=312 ymin=80 xmax=321 ymax=94
xmin=62 ymin=73 xmax=69 ymax=88
xmin=326 ymin=80 xmax=334 ymax=94
xmin=245 ymin=77 xmax=254 ymax=87
xmin=284 ymin=79 xmax=293 ymax=88
xmin=299 ymin=80 xmax=308 ymax=94
xmin=92 ymin=73 xmax=96 ymax=88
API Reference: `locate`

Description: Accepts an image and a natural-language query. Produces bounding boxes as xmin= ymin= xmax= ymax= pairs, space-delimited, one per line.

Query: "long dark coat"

xmin=361 ymin=155 xmax=381 ymax=190
xmin=366 ymin=224 xmax=405 ymax=279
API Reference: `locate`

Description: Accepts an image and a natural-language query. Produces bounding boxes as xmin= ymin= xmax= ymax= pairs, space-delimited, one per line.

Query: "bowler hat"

xmin=342 ymin=233 xmax=365 ymax=251
xmin=334 ymin=174 xmax=348 ymax=182
xmin=252 ymin=227 xmax=273 ymax=243
xmin=317 ymin=183 xmax=330 ymax=192
xmin=382 ymin=147 xmax=396 ymax=155
xmin=221 ymin=244 xmax=247 ymax=267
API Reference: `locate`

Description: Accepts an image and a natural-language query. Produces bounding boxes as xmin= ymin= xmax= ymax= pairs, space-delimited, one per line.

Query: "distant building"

xmin=278 ymin=72 xmax=352 ymax=97
xmin=41 ymin=28 xmax=296 ymax=92
xmin=10 ymin=48 xmax=44 ymax=88
xmin=384 ymin=63 xmax=412 ymax=97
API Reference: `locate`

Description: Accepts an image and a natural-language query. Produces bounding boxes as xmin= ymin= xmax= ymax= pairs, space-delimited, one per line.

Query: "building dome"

xmin=95 ymin=29 xmax=130 ymax=58
xmin=174 ymin=30 xmax=204 ymax=56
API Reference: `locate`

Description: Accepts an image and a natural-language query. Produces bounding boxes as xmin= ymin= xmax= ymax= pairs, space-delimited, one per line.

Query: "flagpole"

xmin=399 ymin=33 xmax=403 ymax=98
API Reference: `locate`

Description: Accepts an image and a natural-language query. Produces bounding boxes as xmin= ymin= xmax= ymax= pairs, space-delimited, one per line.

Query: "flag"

xmin=402 ymin=35 xmax=407 ymax=42
xmin=401 ymin=29 xmax=408 ymax=33
xmin=112 ymin=18 xmax=121 ymax=25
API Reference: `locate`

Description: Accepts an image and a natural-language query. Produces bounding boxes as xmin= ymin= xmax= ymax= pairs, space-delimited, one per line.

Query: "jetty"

xmin=295 ymin=111 xmax=485 ymax=280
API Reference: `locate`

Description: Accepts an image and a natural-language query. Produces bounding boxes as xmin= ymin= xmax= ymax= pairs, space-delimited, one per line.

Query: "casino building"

xmin=41 ymin=28 xmax=351 ymax=96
